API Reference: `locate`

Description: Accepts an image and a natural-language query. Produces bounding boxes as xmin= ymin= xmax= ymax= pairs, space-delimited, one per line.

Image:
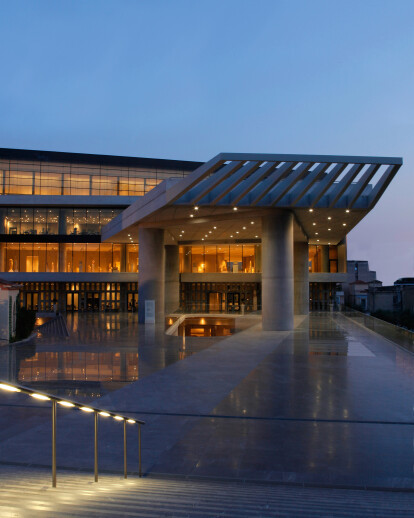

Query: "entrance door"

xmin=227 ymin=292 xmax=240 ymax=312
xmin=208 ymin=292 xmax=221 ymax=312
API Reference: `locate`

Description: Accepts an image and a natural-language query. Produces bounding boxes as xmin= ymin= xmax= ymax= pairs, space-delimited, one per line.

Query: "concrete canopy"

xmin=102 ymin=152 xmax=402 ymax=245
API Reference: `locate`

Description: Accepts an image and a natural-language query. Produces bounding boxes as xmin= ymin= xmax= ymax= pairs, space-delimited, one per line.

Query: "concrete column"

xmin=183 ymin=246 xmax=191 ymax=273
xmin=261 ymin=211 xmax=294 ymax=331
xmin=165 ymin=245 xmax=180 ymax=314
xmin=337 ymin=238 xmax=347 ymax=273
xmin=321 ymin=245 xmax=329 ymax=273
xmin=255 ymin=244 xmax=262 ymax=272
xmin=58 ymin=243 xmax=66 ymax=272
xmin=138 ymin=228 xmax=165 ymax=324
xmin=294 ymin=242 xmax=309 ymax=315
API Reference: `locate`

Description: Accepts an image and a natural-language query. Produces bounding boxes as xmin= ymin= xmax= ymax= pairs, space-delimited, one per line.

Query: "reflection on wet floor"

xmin=178 ymin=317 xmax=235 ymax=337
xmin=0 ymin=312 xmax=220 ymax=402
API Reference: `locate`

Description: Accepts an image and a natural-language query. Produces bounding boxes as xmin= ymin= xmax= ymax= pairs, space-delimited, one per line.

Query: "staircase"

xmin=36 ymin=314 xmax=69 ymax=338
xmin=0 ymin=465 xmax=414 ymax=517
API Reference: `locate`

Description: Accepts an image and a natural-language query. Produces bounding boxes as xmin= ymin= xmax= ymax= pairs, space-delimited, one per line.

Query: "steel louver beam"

xmin=205 ymin=161 xmax=262 ymax=205
xmin=227 ymin=161 xmax=280 ymax=205
xmin=328 ymin=164 xmax=364 ymax=208
xmin=346 ymin=163 xmax=380 ymax=208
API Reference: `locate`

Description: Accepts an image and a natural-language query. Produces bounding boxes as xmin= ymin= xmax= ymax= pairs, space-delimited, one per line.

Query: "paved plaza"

xmin=1 ymin=312 xmax=414 ymax=491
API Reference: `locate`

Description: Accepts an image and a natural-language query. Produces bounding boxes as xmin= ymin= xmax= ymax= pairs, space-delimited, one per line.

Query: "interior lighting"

xmin=127 ymin=419 xmax=135 ymax=424
xmin=80 ymin=407 xmax=94 ymax=412
xmin=343 ymin=223 xmax=347 ymax=226
xmin=233 ymin=207 xmax=238 ymax=211
xmin=312 ymin=222 xmax=316 ymax=226
xmin=250 ymin=221 xmax=254 ymax=224
xmin=114 ymin=416 xmax=124 ymax=421
xmin=236 ymin=231 xmax=239 ymax=234
xmin=309 ymin=208 xmax=313 ymax=212
xmin=328 ymin=228 xmax=331 ymax=231
xmin=242 ymin=226 xmax=246 ymax=230
xmin=202 ymin=238 xmax=204 ymax=241
xmin=328 ymin=217 xmax=332 ymax=220
xmin=99 ymin=412 xmax=110 ymax=417
xmin=317 ymin=239 xmax=319 ymax=242
xmin=209 ymin=231 xmax=212 ymax=234
xmin=255 ymin=235 xmax=258 ymax=238
xmin=181 ymin=230 xmax=184 ymax=233
xmin=230 ymin=235 xmax=233 ymax=238
xmin=213 ymin=226 xmax=217 ymax=229
xmin=346 ymin=209 xmax=350 ymax=213
xmin=58 ymin=401 xmax=75 ymax=407
xmin=194 ymin=206 xmax=199 ymax=211
xmin=31 ymin=394 xmax=50 ymax=401
xmin=315 ymin=232 xmax=318 ymax=235
xmin=0 ymin=384 xmax=21 ymax=392
xmin=190 ymin=214 xmax=194 ymax=218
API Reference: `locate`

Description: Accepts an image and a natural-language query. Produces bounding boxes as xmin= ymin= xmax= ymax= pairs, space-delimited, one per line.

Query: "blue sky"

xmin=0 ymin=0 xmax=413 ymax=283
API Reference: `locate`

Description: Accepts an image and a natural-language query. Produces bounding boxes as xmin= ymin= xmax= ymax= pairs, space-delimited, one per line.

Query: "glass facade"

xmin=2 ymin=243 xmax=138 ymax=273
xmin=1 ymin=207 xmax=122 ymax=235
xmin=0 ymin=160 xmax=188 ymax=196
xmin=179 ymin=244 xmax=261 ymax=273
xmin=309 ymin=245 xmax=339 ymax=273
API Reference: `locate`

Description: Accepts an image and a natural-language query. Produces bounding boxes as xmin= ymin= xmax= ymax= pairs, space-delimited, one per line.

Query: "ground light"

xmin=0 ymin=381 xmax=144 ymax=487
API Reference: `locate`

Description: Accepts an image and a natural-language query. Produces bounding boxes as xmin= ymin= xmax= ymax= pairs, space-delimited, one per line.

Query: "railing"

xmin=0 ymin=381 xmax=145 ymax=487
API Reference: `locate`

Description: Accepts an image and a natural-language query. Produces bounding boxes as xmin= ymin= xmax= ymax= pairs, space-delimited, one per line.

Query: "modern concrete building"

xmin=0 ymin=148 xmax=402 ymax=330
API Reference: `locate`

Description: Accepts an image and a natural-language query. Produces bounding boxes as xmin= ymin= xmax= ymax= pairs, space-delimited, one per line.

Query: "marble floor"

xmin=0 ymin=312 xmax=414 ymax=489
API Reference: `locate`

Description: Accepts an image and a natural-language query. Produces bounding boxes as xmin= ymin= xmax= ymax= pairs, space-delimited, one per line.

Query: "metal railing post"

xmin=138 ymin=423 xmax=142 ymax=477
xmin=52 ymin=400 xmax=57 ymax=488
xmin=94 ymin=411 xmax=98 ymax=482
xmin=123 ymin=419 xmax=127 ymax=479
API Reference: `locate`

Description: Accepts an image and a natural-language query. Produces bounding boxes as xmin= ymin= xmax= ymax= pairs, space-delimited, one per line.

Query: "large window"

xmin=0 ymin=159 xmax=181 ymax=196
xmin=179 ymin=245 xmax=261 ymax=273
xmin=1 ymin=207 xmax=122 ymax=235
xmin=309 ymin=245 xmax=339 ymax=273
xmin=2 ymin=243 xmax=136 ymax=273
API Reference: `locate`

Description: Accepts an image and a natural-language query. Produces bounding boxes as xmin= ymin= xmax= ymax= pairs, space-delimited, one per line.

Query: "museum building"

xmin=0 ymin=148 xmax=402 ymax=330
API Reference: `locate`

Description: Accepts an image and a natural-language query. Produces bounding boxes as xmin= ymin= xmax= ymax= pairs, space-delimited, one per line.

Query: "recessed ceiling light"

xmin=328 ymin=228 xmax=331 ymax=231
xmin=194 ymin=206 xmax=199 ymax=211
xmin=315 ymin=232 xmax=318 ymax=235
xmin=205 ymin=234 xmax=207 ymax=237
xmin=236 ymin=231 xmax=239 ymax=234
xmin=346 ymin=209 xmax=350 ymax=213
xmin=209 ymin=231 xmax=212 ymax=233
xmin=312 ymin=222 xmax=316 ymax=226
xmin=251 ymin=221 xmax=254 ymax=224
xmin=317 ymin=239 xmax=319 ymax=242
xmin=233 ymin=207 xmax=238 ymax=211
xmin=328 ymin=217 xmax=331 ymax=220
xmin=230 ymin=235 xmax=233 ymax=238
xmin=343 ymin=223 xmax=347 ymax=226
xmin=255 ymin=235 xmax=258 ymax=238
xmin=213 ymin=226 xmax=217 ymax=229
xmin=202 ymin=238 xmax=204 ymax=240
xmin=181 ymin=230 xmax=184 ymax=233
xmin=190 ymin=214 xmax=194 ymax=218
xmin=309 ymin=209 xmax=313 ymax=212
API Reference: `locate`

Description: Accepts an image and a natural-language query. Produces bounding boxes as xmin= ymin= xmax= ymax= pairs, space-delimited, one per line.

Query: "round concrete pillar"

xmin=165 ymin=245 xmax=180 ymax=314
xmin=138 ymin=228 xmax=165 ymax=324
xmin=261 ymin=211 xmax=294 ymax=331
xmin=294 ymin=241 xmax=309 ymax=315
xmin=321 ymin=245 xmax=329 ymax=273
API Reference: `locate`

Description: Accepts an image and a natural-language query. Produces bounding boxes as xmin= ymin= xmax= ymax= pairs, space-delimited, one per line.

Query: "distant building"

xmin=369 ymin=279 xmax=414 ymax=314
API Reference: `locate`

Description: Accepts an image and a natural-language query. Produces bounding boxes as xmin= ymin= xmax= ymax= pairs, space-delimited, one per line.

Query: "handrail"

xmin=0 ymin=380 xmax=145 ymax=487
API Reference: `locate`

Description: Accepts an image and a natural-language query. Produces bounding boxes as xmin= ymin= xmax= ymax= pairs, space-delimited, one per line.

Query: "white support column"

xmin=138 ymin=228 xmax=165 ymax=324
xmin=294 ymin=241 xmax=309 ymax=315
xmin=261 ymin=211 xmax=294 ymax=331
xmin=165 ymin=245 xmax=180 ymax=314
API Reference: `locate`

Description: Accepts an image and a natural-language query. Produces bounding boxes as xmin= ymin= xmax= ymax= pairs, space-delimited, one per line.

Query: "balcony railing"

xmin=0 ymin=381 xmax=145 ymax=487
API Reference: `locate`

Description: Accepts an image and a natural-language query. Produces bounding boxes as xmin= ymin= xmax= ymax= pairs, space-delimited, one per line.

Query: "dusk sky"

xmin=0 ymin=0 xmax=413 ymax=284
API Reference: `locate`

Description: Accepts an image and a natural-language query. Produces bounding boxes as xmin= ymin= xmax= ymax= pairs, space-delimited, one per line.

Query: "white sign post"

xmin=144 ymin=300 xmax=155 ymax=324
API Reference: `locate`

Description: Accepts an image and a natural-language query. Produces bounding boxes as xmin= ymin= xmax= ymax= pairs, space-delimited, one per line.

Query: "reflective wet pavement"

xmin=1 ymin=312 xmax=414 ymax=489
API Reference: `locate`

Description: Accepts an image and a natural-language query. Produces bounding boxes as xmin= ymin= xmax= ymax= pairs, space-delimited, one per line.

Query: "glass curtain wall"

xmin=179 ymin=245 xmax=260 ymax=273
xmin=2 ymin=243 xmax=138 ymax=273
xmin=0 ymin=159 xmax=188 ymax=196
